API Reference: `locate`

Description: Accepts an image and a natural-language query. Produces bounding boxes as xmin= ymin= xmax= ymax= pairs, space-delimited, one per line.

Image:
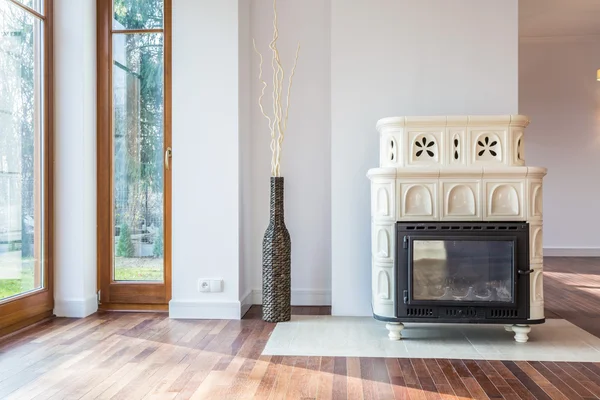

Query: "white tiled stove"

xmin=367 ymin=115 xmax=547 ymax=342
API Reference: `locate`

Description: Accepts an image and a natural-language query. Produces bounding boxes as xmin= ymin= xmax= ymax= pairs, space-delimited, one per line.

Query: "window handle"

xmin=165 ymin=147 xmax=172 ymax=170
xmin=518 ymin=269 xmax=534 ymax=275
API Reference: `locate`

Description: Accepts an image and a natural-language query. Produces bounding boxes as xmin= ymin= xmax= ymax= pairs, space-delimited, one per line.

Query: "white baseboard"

xmin=54 ymin=294 xmax=98 ymax=318
xmin=251 ymin=289 xmax=331 ymax=306
xmin=168 ymin=289 xmax=329 ymax=320
xmin=169 ymin=299 xmax=242 ymax=319
xmin=240 ymin=290 xmax=253 ymax=317
xmin=544 ymin=247 xmax=600 ymax=257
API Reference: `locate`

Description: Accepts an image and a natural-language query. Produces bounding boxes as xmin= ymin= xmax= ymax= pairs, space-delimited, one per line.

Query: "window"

xmin=0 ymin=0 xmax=53 ymax=335
xmin=97 ymin=0 xmax=171 ymax=309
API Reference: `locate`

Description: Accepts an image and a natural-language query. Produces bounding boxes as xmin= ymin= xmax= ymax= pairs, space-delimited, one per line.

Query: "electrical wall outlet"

xmin=198 ymin=279 xmax=223 ymax=293
xmin=198 ymin=279 xmax=210 ymax=292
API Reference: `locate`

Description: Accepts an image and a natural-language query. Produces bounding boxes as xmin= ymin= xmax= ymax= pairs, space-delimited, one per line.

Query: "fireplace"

xmin=397 ymin=222 xmax=529 ymax=320
xmin=367 ymin=115 xmax=546 ymax=343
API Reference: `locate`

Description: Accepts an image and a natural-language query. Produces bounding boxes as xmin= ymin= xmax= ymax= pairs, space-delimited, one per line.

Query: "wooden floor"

xmin=0 ymin=257 xmax=599 ymax=399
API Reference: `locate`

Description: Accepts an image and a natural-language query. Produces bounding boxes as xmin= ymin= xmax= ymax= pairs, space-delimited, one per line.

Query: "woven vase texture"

xmin=262 ymin=177 xmax=291 ymax=322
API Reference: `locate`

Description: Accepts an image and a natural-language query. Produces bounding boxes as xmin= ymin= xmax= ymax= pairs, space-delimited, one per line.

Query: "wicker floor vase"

xmin=262 ymin=177 xmax=291 ymax=322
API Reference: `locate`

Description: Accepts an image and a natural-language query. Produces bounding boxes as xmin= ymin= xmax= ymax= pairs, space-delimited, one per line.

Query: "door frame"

xmin=96 ymin=0 xmax=172 ymax=311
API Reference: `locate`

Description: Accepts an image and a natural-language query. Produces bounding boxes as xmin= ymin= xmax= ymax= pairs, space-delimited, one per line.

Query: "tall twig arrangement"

xmin=253 ymin=0 xmax=300 ymax=177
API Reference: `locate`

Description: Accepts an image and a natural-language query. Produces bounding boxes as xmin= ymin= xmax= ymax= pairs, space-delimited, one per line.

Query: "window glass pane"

xmin=113 ymin=33 xmax=164 ymax=282
xmin=412 ymin=240 xmax=513 ymax=302
xmin=113 ymin=0 xmax=163 ymax=30
xmin=5 ymin=0 xmax=44 ymax=15
xmin=0 ymin=2 xmax=44 ymax=300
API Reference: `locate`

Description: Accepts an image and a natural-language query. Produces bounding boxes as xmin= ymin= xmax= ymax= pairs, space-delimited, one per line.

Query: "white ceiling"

xmin=520 ymin=0 xmax=600 ymax=37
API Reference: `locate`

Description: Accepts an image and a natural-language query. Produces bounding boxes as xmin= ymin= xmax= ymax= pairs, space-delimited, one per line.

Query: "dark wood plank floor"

xmin=0 ymin=257 xmax=599 ymax=399
xmin=544 ymin=257 xmax=600 ymax=338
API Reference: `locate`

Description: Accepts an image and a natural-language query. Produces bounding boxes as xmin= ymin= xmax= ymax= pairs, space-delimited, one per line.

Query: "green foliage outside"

xmin=112 ymin=0 xmax=165 ymax=253
xmin=0 ymin=2 xmax=37 ymax=259
xmin=116 ymin=223 xmax=134 ymax=257
xmin=0 ymin=265 xmax=34 ymax=300
xmin=113 ymin=0 xmax=164 ymax=30
xmin=114 ymin=266 xmax=162 ymax=281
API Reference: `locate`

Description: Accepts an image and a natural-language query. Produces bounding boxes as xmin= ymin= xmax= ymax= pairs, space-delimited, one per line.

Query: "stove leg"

xmin=386 ymin=322 xmax=404 ymax=340
xmin=512 ymin=324 xmax=531 ymax=343
xmin=504 ymin=324 xmax=514 ymax=332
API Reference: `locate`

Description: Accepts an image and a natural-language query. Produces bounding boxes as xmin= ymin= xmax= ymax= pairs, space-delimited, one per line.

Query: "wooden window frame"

xmin=96 ymin=0 xmax=172 ymax=310
xmin=0 ymin=0 xmax=54 ymax=337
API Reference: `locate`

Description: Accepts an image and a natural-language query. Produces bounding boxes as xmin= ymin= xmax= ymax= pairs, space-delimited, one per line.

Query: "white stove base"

xmin=263 ymin=317 xmax=600 ymax=361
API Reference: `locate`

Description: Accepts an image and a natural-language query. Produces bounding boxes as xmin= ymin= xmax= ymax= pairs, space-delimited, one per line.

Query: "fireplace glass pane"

xmin=412 ymin=240 xmax=513 ymax=302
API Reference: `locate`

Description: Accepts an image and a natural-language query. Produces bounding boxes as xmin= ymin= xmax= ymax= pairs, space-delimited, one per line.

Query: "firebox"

xmin=395 ymin=222 xmax=532 ymax=323
xmin=367 ymin=115 xmax=547 ymax=343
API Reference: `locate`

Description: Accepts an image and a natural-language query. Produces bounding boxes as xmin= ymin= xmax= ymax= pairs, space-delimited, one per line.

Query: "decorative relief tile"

xmin=475 ymin=133 xmax=502 ymax=162
xmin=372 ymin=260 xmax=395 ymax=317
xmin=407 ymin=130 xmax=444 ymax=166
xmin=414 ymin=136 xmax=437 ymax=159
xmin=535 ymin=188 xmax=543 ymax=216
xmin=483 ymin=181 xmax=525 ymax=220
xmin=389 ymin=137 xmax=398 ymax=163
xmin=372 ymin=224 xmax=394 ymax=262
xmin=530 ymin=223 xmax=543 ymax=263
xmin=517 ymin=134 xmax=525 ymax=164
xmin=448 ymin=129 xmax=466 ymax=165
xmin=491 ymin=185 xmax=518 ymax=214
xmin=380 ymin=133 xmax=402 ymax=167
xmin=440 ymin=181 xmax=481 ymax=221
xmin=377 ymin=270 xmax=390 ymax=300
xmin=377 ymin=229 xmax=390 ymax=258
xmin=376 ymin=187 xmax=389 ymax=217
xmin=448 ymin=185 xmax=475 ymax=215
xmin=528 ymin=181 xmax=543 ymax=220
xmin=371 ymin=181 xmax=395 ymax=220
xmin=469 ymin=129 xmax=507 ymax=165
xmin=399 ymin=181 xmax=438 ymax=220
xmin=531 ymin=268 xmax=544 ymax=304
xmin=406 ymin=185 xmax=432 ymax=215
xmin=512 ymin=129 xmax=525 ymax=166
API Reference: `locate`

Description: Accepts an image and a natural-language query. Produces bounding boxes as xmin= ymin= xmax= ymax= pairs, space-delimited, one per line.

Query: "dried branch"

xmin=252 ymin=0 xmax=300 ymax=177
xmin=270 ymin=0 xmax=285 ymax=176
xmin=252 ymin=38 xmax=276 ymax=175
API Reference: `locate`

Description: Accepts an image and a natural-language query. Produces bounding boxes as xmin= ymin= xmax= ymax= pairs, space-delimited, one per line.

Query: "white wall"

xmin=519 ymin=36 xmax=600 ymax=255
xmin=170 ymin=0 xmax=242 ymax=319
xmin=239 ymin=0 xmax=253 ymax=313
xmin=54 ymin=0 xmax=98 ymax=317
xmin=49 ymin=0 xmax=528 ymax=320
xmin=247 ymin=0 xmax=332 ymax=305
xmin=331 ymin=0 xmax=519 ymax=316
